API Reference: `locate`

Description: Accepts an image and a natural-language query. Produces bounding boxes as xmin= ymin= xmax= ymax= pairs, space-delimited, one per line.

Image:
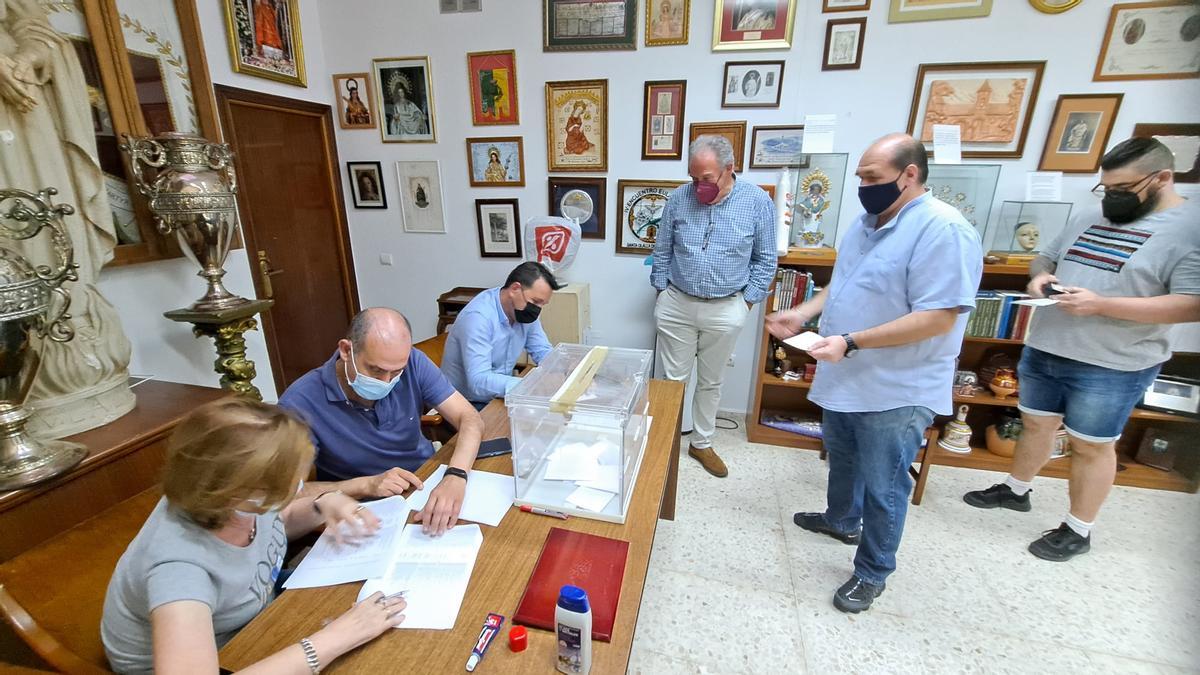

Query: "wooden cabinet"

xmin=436 ymin=287 xmax=487 ymax=334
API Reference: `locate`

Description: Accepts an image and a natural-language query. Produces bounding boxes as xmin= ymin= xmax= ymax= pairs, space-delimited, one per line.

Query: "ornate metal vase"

xmin=120 ymin=133 xmax=250 ymax=312
xmin=0 ymin=188 xmax=86 ymax=491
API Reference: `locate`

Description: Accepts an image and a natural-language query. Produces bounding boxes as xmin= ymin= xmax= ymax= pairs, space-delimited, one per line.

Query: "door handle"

xmin=257 ymin=250 xmax=284 ymax=299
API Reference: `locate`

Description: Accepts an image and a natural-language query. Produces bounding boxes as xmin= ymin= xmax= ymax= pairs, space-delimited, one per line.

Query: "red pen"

xmin=520 ymin=505 xmax=569 ymax=520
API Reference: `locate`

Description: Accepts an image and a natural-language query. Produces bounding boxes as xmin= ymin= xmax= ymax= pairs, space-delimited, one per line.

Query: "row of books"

xmin=966 ymin=291 xmax=1038 ymax=341
xmin=771 ymin=269 xmax=822 ymax=312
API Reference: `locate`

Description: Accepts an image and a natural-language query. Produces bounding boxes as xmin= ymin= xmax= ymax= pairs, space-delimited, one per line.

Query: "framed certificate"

xmin=1094 ymin=1 xmax=1200 ymax=81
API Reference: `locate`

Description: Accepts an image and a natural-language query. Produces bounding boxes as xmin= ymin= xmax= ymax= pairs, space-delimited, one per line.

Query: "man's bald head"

xmin=346 ymin=308 xmax=412 ymax=352
xmin=865 ymin=133 xmax=929 ymax=183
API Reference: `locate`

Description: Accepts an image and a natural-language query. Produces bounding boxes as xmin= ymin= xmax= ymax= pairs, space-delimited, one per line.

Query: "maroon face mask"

xmin=695 ymin=178 xmax=722 ymax=204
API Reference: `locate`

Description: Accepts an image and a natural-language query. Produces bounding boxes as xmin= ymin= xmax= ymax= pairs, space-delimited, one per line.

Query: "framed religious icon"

xmin=543 ymin=0 xmax=637 ymax=51
xmin=787 ymin=153 xmax=849 ymax=250
xmin=642 ymin=81 xmax=687 ymax=160
xmin=615 ymin=180 xmax=686 ymax=255
xmin=712 ymin=0 xmax=798 ymax=51
xmin=548 ymin=177 xmax=607 ymax=240
xmin=476 ymin=199 xmax=523 ymax=258
xmin=1095 ymin=1 xmax=1200 ymax=81
xmin=396 ymin=160 xmax=446 ymax=233
xmin=1038 ymin=94 xmax=1124 ymax=173
xmin=824 ymin=0 xmax=871 ymax=11
xmin=1133 ymin=123 xmax=1200 ymax=183
xmin=346 ymin=162 xmax=387 ymax=209
xmin=888 ymin=0 xmax=991 ymax=23
xmin=722 ymin=61 xmax=784 ymax=108
xmin=984 ymin=201 xmax=1073 ymax=264
xmin=749 ymin=125 xmax=805 ymax=168
xmin=331 ymin=73 xmax=375 ymax=129
xmin=906 ymin=61 xmax=1045 ymax=159
xmin=688 ymin=121 xmax=748 ymax=172
xmin=1029 ymin=0 xmax=1081 ymax=13
xmin=467 ymin=50 xmax=520 ymax=126
xmin=925 ymin=163 xmax=1002 ymax=238
xmin=822 ymin=18 xmax=866 ymax=71
xmin=374 ymin=57 xmax=437 ymax=143
xmin=222 ymin=0 xmax=306 ymax=86
xmin=545 ymin=79 xmax=609 ymax=172
xmin=466 ymin=137 xmax=526 ymax=187
xmin=646 ymin=0 xmax=690 ymax=46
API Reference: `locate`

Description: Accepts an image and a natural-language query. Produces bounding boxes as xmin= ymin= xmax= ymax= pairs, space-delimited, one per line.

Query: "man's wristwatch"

xmin=444 ymin=467 xmax=469 ymax=482
xmin=841 ymin=333 xmax=860 ymax=357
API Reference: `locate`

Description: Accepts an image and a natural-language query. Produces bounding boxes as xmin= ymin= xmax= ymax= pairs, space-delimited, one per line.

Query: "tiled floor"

xmin=628 ymin=423 xmax=1200 ymax=674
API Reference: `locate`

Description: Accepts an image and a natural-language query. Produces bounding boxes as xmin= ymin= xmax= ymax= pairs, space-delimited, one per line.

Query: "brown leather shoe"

xmin=688 ymin=445 xmax=728 ymax=478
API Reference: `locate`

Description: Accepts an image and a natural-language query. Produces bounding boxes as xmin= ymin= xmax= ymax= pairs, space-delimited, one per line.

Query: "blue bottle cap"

xmin=557 ymin=585 xmax=589 ymax=614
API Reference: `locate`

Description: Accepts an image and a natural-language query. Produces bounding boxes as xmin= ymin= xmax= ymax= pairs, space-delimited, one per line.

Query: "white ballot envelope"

xmin=783 ymin=331 xmax=823 ymax=352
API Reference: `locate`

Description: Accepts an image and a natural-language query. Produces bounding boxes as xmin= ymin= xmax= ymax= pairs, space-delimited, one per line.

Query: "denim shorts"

xmin=1017 ymin=347 xmax=1161 ymax=442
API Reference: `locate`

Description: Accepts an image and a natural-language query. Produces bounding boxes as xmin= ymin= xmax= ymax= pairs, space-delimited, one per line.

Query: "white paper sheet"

xmin=283 ymin=496 xmax=409 ymax=589
xmin=801 ymin=114 xmax=836 ymax=153
xmin=575 ymin=465 xmax=622 ymax=494
xmin=932 ymin=124 xmax=962 ymax=164
xmin=404 ymin=464 xmax=515 ymax=527
xmin=1025 ymin=172 xmax=1063 ymax=202
xmin=544 ymin=443 xmax=603 ymax=482
xmin=783 ymin=331 xmax=823 ymax=351
xmin=1015 ymin=298 xmax=1058 ymax=307
xmin=565 ymin=485 xmax=616 ymax=512
xmin=358 ymin=524 xmax=483 ymax=630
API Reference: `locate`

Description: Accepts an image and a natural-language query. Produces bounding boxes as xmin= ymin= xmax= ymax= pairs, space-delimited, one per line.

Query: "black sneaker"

xmin=1028 ymin=523 xmax=1090 ymax=562
xmin=963 ymin=483 xmax=1032 ymax=512
xmin=793 ymin=512 xmax=860 ymax=545
xmin=833 ymin=575 xmax=885 ymax=613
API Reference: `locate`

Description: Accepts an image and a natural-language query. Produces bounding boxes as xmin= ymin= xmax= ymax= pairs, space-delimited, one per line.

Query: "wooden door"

xmin=215 ymin=86 xmax=360 ymax=392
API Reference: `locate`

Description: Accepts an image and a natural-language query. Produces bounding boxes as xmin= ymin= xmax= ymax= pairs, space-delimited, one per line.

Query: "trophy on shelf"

xmin=0 ymin=188 xmax=86 ymax=490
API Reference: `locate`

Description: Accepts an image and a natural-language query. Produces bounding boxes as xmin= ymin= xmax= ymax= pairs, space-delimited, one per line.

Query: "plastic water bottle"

xmin=555 ymin=585 xmax=592 ymax=674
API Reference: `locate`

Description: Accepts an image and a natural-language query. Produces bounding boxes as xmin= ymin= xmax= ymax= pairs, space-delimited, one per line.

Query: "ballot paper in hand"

xmin=283 ymin=495 xmax=409 ymax=589
xmin=783 ymin=331 xmax=823 ymax=352
xmin=404 ymin=464 xmax=515 ymax=527
xmin=1015 ymin=298 xmax=1058 ymax=307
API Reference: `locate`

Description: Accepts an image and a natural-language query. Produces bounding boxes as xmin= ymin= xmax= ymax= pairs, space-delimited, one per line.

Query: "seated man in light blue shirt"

xmin=442 ymin=262 xmax=561 ymax=408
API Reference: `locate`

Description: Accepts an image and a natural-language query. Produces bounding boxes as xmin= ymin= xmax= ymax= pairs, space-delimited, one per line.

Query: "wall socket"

xmin=726 ymin=353 xmax=736 ymax=368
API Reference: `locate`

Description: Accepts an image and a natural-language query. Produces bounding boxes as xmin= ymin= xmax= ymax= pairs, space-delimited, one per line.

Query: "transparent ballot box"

xmin=506 ymin=344 xmax=653 ymax=524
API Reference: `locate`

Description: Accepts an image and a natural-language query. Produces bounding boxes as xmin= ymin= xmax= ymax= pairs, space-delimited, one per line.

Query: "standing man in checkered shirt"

xmin=651 ymin=135 xmax=778 ymax=477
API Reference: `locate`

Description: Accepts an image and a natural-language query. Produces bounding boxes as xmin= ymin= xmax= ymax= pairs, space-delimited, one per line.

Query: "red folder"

xmin=512 ymin=527 xmax=629 ymax=642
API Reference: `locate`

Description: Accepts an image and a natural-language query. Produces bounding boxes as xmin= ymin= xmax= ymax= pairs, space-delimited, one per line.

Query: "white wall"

xmin=96 ymin=0 xmax=335 ymax=402
xmin=306 ymin=1 xmax=1197 ymax=413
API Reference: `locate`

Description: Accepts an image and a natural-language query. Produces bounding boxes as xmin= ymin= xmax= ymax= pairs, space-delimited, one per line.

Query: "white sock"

xmin=1065 ymin=513 xmax=1093 ymax=538
xmin=1003 ymin=475 xmax=1032 ymax=496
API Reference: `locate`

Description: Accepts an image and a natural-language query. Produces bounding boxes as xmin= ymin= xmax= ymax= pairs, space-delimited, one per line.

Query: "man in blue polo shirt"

xmin=767 ymin=133 xmax=982 ymax=613
xmin=442 ymin=262 xmax=560 ymax=409
xmin=280 ymin=308 xmax=484 ymax=535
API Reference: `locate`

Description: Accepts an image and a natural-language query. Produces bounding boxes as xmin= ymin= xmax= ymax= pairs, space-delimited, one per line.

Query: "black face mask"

xmin=1102 ymin=187 xmax=1159 ymax=224
xmin=514 ymin=290 xmax=541 ymax=324
xmin=858 ymin=171 xmax=905 ymax=215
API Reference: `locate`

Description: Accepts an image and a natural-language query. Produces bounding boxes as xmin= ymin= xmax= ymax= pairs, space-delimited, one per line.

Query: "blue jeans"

xmin=822 ymin=406 xmax=935 ymax=586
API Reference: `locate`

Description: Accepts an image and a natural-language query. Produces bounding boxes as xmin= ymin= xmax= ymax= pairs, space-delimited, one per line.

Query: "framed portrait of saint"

xmin=543 ymin=0 xmax=637 ymax=51
xmin=822 ymin=18 xmax=866 ymax=71
xmin=688 ymin=121 xmax=747 ymax=172
xmin=331 ymin=72 xmax=375 ymax=129
xmin=346 ymin=161 xmax=386 ymax=209
xmin=548 ymin=177 xmax=607 ymax=240
xmin=721 ymin=61 xmax=784 ymax=108
xmin=545 ymin=79 xmax=609 ymax=172
xmin=646 ymin=0 xmax=690 ymax=46
xmin=467 ymin=50 xmax=520 ymax=126
xmin=396 ymin=160 xmax=446 ymax=233
xmin=906 ymin=61 xmax=1045 ymax=159
xmin=466 ymin=137 xmax=525 ymax=187
xmin=1038 ymin=94 xmax=1124 ymax=173
xmin=642 ymin=80 xmax=687 ymax=160
xmin=476 ymin=199 xmax=523 ymax=258
xmin=712 ymin=0 xmax=798 ymax=51
xmin=1094 ymin=1 xmax=1200 ymax=81
xmin=373 ymin=56 xmax=437 ymax=143
xmin=222 ymin=0 xmax=306 ymax=86
xmin=615 ymin=179 xmax=686 ymax=255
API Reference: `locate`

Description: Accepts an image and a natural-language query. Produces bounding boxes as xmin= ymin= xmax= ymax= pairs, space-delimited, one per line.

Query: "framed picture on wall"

xmin=396 ymin=160 xmax=446 ymax=233
xmin=822 ymin=18 xmax=866 ymax=71
xmin=689 ymin=121 xmax=748 ymax=172
xmin=548 ymin=177 xmax=607 ymax=240
xmin=615 ymin=179 xmax=686 ymax=255
xmin=543 ymin=0 xmax=637 ymax=51
xmin=1133 ymin=123 xmax=1200 ymax=183
xmin=646 ymin=0 xmax=691 ymax=46
xmin=331 ymin=73 xmax=375 ymax=129
xmin=373 ymin=56 xmax=437 ymax=143
xmin=347 ymin=161 xmax=386 ymax=209
xmin=642 ymin=80 xmax=687 ymax=160
xmin=1094 ymin=1 xmax=1200 ymax=81
xmin=888 ymin=0 xmax=992 ymax=23
xmin=712 ymin=0 xmax=799 ymax=51
xmin=222 ymin=0 xmax=306 ymax=86
xmin=721 ymin=60 xmax=784 ymax=108
xmin=823 ymin=0 xmax=871 ymax=11
xmin=1038 ymin=94 xmax=1124 ymax=173
xmin=476 ymin=199 xmax=523 ymax=258
xmin=926 ymin=163 xmax=1002 ymax=237
xmin=750 ymin=125 xmax=805 ymax=168
xmin=467 ymin=50 xmax=520 ymax=125
xmin=906 ymin=61 xmax=1045 ymax=159
xmin=466 ymin=137 xmax=525 ymax=187
xmin=545 ymin=79 xmax=609 ymax=172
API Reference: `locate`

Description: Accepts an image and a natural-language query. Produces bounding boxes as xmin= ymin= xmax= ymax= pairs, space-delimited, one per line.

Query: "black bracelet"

xmin=444 ymin=467 xmax=469 ymax=482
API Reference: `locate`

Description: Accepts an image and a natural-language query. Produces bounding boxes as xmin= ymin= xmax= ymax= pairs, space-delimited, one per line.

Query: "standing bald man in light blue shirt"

xmin=767 ymin=133 xmax=982 ymax=614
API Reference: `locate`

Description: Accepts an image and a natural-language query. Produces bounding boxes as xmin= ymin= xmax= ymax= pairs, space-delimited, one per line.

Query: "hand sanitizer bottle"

xmin=555 ymin=585 xmax=592 ymax=674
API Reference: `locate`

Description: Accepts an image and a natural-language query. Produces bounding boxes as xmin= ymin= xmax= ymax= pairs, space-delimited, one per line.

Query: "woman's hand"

xmin=310 ymin=592 xmax=406 ymax=662
xmin=316 ymin=491 xmax=381 ymax=546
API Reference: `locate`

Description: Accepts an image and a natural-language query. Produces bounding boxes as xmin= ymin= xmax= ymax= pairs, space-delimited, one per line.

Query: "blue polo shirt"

xmin=278 ymin=349 xmax=456 ymax=478
xmin=808 ymin=192 xmax=982 ymax=415
xmin=441 ymin=287 xmax=553 ymax=405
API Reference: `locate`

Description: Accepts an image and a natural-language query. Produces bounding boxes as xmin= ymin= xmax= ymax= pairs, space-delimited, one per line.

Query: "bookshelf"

xmin=747 ymin=255 xmax=1200 ymax=495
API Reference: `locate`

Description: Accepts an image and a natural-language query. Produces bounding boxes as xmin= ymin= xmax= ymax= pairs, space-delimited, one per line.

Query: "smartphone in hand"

xmin=1042 ymin=282 xmax=1067 ymax=296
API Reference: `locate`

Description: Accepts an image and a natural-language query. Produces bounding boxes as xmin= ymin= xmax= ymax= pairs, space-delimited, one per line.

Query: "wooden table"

xmin=221 ymin=379 xmax=684 ymax=674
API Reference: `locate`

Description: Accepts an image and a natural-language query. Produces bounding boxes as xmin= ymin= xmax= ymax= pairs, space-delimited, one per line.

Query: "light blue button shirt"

xmin=442 ymin=287 xmax=553 ymax=404
xmin=808 ymin=192 xmax=983 ymax=415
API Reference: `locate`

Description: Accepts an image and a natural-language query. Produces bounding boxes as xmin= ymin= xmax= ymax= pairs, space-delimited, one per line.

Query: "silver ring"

xmin=354 ymin=505 xmax=366 ymax=513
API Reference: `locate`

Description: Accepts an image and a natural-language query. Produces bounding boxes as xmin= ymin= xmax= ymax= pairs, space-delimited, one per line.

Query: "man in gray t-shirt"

xmin=964 ymin=138 xmax=1200 ymax=563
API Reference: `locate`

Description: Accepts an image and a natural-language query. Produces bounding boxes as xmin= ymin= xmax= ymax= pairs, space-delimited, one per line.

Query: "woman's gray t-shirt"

xmin=101 ymin=497 xmax=287 ymax=674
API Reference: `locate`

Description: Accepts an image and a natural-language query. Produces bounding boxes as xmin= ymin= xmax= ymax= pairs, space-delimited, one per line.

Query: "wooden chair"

xmin=413 ymin=332 xmax=451 ymax=442
xmin=0 ymin=489 xmax=159 ymax=673
xmin=909 ymin=426 xmax=940 ymax=505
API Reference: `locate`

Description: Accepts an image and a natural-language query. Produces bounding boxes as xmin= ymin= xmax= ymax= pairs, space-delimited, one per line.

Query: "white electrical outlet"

xmin=379 ymin=253 xmax=394 ymax=266
xmin=726 ymin=353 xmax=736 ymax=367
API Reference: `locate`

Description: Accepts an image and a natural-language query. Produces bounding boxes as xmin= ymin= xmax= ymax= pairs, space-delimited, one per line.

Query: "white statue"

xmin=0 ymin=0 xmax=134 ymax=437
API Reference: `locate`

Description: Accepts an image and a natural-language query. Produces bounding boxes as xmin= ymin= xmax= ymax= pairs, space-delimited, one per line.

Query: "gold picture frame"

xmin=222 ymin=0 xmax=307 ymax=86
xmin=646 ymin=0 xmax=691 ymax=46
xmin=888 ymin=0 xmax=992 ymax=23
xmin=331 ymin=72 xmax=375 ymax=130
xmin=373 ymin=56 xmax=438 ymax=143
xmin=1028 ymin=0 xmax=1081 ymax=13
xmin=465 ymin=136 xmax=526 ymax=188
xmin=712 ymin=0 xmax=799 ymax=51
xmin=545 ymin=79 xmax=609 ymax=173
